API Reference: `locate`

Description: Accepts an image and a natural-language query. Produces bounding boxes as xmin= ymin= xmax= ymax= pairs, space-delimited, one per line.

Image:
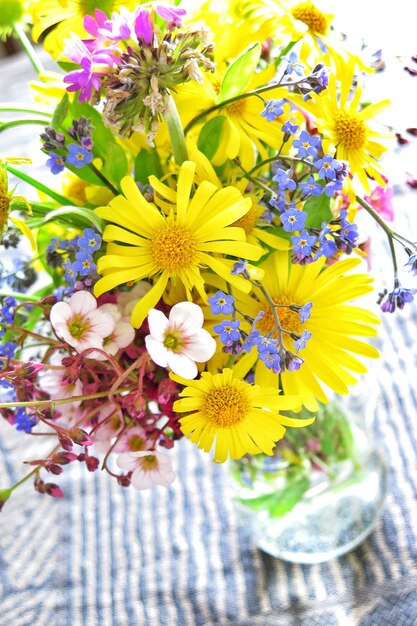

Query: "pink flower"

xmin=145 ymin=302 xmax=216 ymax=379
xmin=50 ymin=290 xmax=115 ymax=353
xmin=92 ymin=403 xmax=124 ymax=453
xmin=117 ymin=450 xmax=175 ymax=490
xmin=364 ymin=180 xmax=394 ymax=222
xmin=83 ymin=8 xmax=133 ymax=41
xmin=113 ymin=426 xmax=150 ymax=453
xmin=90 ymin=303 xmax=135 ymax=360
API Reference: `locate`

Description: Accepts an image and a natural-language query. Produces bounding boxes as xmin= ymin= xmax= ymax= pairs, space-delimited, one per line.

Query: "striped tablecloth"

xmin=1 ymin=52 xmax=417 ymax=626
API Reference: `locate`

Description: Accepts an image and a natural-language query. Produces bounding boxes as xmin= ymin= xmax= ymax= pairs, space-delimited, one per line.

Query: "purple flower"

xmin=281 ymin=52 xmax=304 ymax=77
xmin=314 ymin=154 xmax=343 ymax=180
xmin=292 ymin=131 xmax=321 ymax=158
xmin=83 ymin=8 xmax=132 ymax=41
xmin=63 ymin=36 xmax=115 ymax=103
xmin=299 ymin=176 xmax=323 ymax=196
xmin=257 ymin=336 xmax=278 ymax=354
xmin=208 ymin=291 xmax=235 ymax=315
xmin=46 ymin=152 xmax=65 ymax=175
xmin=77 ymin=228 xmax=101 ymax=252
xmin=286 ymin=352 xmax=304 ymax=372
xmin=261 ymin=99 xmax=285 ymax=122
xmin=294 ymin=330 xmax=312 ymax=353
xmin=66 ymin=143 xmax=94 ymax=168
xmin=405 ymin=252 xmax=417 ymax=275
xmin=81 ymin=136 xmax=93 ymax=150
xmin=243 ymin=330 xmax=261 ymax=351
xmin=380 ymin=286 xmax=417 ymax=313
xmin=73 ymin=251 xmax=97 ymax=276
xmin=134 ymin=9 xmax=153 ymax=44
xmin=272 ymin=168 xmax=297 ymax=191
xmin=324 ymin=180 xmax=343 ymax=197
xmin=258 ymin=349 xmax=281 ymax=373
xmin=14 ymin=408 xmax=37 ymax=433
xmin=281 ymin=207 xmax=306 ymax=232
xmin=156 ymin=4 xmax=187 ymax=27
xmin=291 ymin=230 xmax=317 ymax=256
xmin=231 ymin=260 xmax=248 ymax=275
xmin=298 ymin=302 xmax=313 ymax=323
xmin=0 ymin=341 xmax=17 ymax=358
xmin=213 ymin=320 xmax=241 ymax=344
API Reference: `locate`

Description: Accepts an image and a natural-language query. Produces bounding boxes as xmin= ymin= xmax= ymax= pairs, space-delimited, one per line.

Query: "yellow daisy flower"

xmin=27 ymin=0 xmax=138 ymax=59
xmin=172 ymin=356 xmax=312 ymax=463
xmin=94 ymin=161 xmax=263 ymax=328
xmin=236 ymin=251 xmax=380 ymax=412
xmin=295 ymin=63 xmax=390 ymax=195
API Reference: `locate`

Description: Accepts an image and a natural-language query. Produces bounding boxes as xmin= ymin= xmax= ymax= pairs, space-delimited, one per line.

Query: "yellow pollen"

xmin=129 ymin=435 xmax=146 ymax=452
xmin=291 ymin=2 xmax=328 ymax=34
xmin=140 ymin=454 xmax=158 ymax=470
xmin=0 ymin=187 xmax=11 ymax=231
xmin=150 ymin=224 xmax=197 ymax=274
xmin=68 ymin=313 xmax=91 ymax=339
xmin=334 ymin=114 xmax=366 ymax=151
xmin=202 ymin=384 xmax=249 ymax=427
xmin=256 ymin=296 xmax=303 ymax=339
xmin=233 ymin=203 xmax=258 ymax=235
xmin=226 ymin=98 xmax=247 ymax=117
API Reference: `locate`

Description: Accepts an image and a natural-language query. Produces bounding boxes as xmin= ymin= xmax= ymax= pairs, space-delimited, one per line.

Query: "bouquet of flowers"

xmin=0 ymin=0 xmax=415 ymax=509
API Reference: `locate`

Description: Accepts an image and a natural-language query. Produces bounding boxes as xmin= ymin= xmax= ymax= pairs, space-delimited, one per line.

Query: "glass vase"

xmin=228 ymin=383 xmax=387 ymax=564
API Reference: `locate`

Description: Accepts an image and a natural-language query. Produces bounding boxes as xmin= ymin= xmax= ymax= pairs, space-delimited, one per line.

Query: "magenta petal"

xmin=134 ymin=10 xmax=153 ymax=45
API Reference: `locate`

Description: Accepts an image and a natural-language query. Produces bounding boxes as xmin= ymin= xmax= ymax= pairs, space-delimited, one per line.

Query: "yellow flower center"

xmin=291 ymin=2 xmax=328 ymax=35
xmin=226 ymin=98 xmax=247 ymax=117
xmin=0 ymin=186 xmax=10 ymax=233
xmin=140 ymin=454 xmax=158 ymax=470
xmin=202 ymin=384 xmax=250 ymax=427
xmin=334 ymin=113 xmax=366 ymax=151
xmin=233 ymin=202 xmax=258 ymax=235
xmin=150 ymin=224 xmax=197 ymax=274
xmin=68 ymin=314 xmax=91 ymax=339
xmin=256 ymin=296 xmax=302 ymax=338
xmin=163 ymin=329 xmax=184 ymax=352
xmin=129 ymin=435 xmax=146 ymax=452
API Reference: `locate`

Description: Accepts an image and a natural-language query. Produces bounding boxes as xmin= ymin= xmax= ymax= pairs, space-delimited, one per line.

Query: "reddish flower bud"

xmin=117 ymin=475 xmax=131 ymax=487
xmin=85 ymin=455 xmax=99 ymax=472
xmin=157 ymin=378 xmax=177 ymax=404
xmin=406 ymin=128 xmax=417 ymax=136
xmin=68 ymin=427 xmax=93 ymax=447
xmin=51 ymin=452 xmax=78 ymax=465
xmin=58 ymin=432 xmax=74 ymax=451
xmin=44 ymin=483 xmax=64 ymax=498
xmin=45 ymin=462 xmax=64 ymax=475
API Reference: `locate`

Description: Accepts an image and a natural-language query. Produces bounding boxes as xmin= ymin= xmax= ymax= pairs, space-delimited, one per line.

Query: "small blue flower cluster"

xmin=41 ymin=117 xmax=94 ymax=175
xmin=46 ymin=228 xmax=101 ymax=289
xmin=378 ymin=283 xmax=417 ymax=313
xmin=0 ymin=379 xmax=36 ymax=433
xmin=258 ymin=100 xmax=359 ymax=264
xmin=208 ymin=289 xmax=313 ymax=374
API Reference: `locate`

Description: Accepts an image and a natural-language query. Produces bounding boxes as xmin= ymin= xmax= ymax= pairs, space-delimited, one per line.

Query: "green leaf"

xmin=51 ymin=93 xmax=69 ymax=131
xmin=303 ymin=192 xmax=332 ymax=229
xmin=134 ymin=148 xmax=163 ymax=186
xmin=237 ymin=471 xmax=310 ymax=518
xmin=197 ymin=116 xmax=226 ymax=160
xmin=101 ymin=143 xmax=128 ymax=185
xmin=216 ymin=42 xmax=261 ymax=104
xmin=43 ymin=206 xmax=104 ymax=232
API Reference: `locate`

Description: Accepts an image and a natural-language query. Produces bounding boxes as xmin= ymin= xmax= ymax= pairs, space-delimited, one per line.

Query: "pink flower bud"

xmin=68 ymin=427 xmax=93 ymax=447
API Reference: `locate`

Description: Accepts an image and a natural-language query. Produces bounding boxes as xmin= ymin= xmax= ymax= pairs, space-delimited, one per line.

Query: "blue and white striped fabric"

xmin=2 ymin=53 xmax=417 ymax=626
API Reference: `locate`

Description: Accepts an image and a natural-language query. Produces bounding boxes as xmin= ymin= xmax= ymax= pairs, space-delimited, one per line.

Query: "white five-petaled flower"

xmin=90 ymin=303 xmax=135 ymax=360
xmin=50 ymin=290 xmax=115 ymax=353
xmin=145 ymin=302 xmax=216 ymax=379
xmin=116 ymin=450 xmax=175 ymax=490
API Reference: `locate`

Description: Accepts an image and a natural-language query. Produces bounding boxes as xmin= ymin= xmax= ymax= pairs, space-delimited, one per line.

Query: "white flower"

xmin=92 ymin=403 xmax=124 ymax=454
xmin=145 ymin=302 xmax=216 ymax=379
xmin=38 ymin=353 xmax=83 ymax=423
xmin=116 ymin=450 xmax=175 ymax=490
xmin=50 ymin=290 xmax=115 ymax=353
xmin=91 ymin=303 xmax=135 ymax=360
xmin=117 ymin=282 xmax=152 ymax=318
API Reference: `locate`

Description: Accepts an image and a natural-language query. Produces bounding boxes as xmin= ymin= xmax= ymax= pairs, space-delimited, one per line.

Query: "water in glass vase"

xmin=229 ymin=399 xmax=387 ymax=564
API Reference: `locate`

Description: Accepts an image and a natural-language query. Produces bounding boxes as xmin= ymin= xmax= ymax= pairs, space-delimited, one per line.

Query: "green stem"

xmin=183 ymin=78 xmax=304 ymax=135
xmin=0 ymin=119 xmax=47 ymax=133
xmin=6 ymin=165 xmax=72 ymax=205
xmin=0 ymin=106 xmax=50 ymax=117
xmin=13 ymin=24 xmax=45 ymax=76
xmin=164 ymin=93 xmax=188 ymax=165
xmin=88 ymin=162 xmax=119 ymax=196
xmin=0 ymin=387 xmax=135 ymax=410
xmin=0 ymin=291 xmax=39 ymax=302
xmin=355 ymin=195 xmax=398 ymax=275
